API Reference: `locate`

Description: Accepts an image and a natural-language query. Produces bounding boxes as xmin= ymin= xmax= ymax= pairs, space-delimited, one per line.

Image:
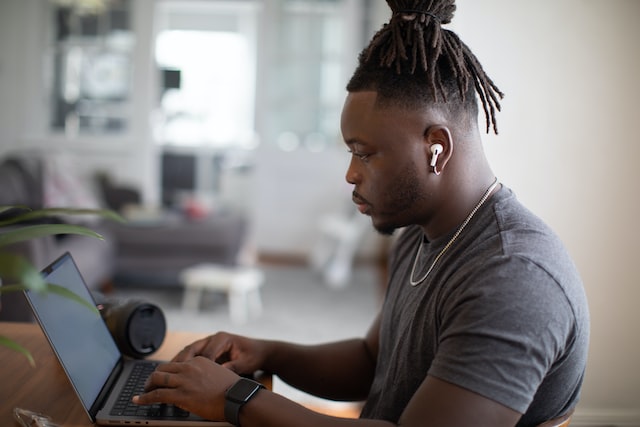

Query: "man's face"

xmin=340 ymin=91 xmax=432 ymax=235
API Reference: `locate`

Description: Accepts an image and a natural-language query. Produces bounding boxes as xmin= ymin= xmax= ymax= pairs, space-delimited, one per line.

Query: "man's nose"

xmin=345 ymin=158 xmax=361 ymax=185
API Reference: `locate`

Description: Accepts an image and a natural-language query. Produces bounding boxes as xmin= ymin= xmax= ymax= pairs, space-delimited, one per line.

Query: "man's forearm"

xmin=240 ymin=387 xmax=392 ymax=427
xmin=261 ymin=338 xmax=376 ymax=401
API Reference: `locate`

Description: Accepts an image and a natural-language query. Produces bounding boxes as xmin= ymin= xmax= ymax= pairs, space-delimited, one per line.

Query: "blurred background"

xmin=0 ymin=0 xmax=638 ymax=425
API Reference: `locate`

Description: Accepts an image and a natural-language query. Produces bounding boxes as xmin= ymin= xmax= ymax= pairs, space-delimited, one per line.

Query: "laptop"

xmin=24 ymin=251 xmax=230 ymax=426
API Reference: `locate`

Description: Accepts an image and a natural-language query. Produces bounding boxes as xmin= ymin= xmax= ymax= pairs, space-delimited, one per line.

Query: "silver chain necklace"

xmin=409 ymin=178 xmax=499 ymax=286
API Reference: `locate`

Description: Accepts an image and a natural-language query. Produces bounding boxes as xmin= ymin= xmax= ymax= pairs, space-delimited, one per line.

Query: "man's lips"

xmin=352 ymin=191 xmax=370 ymax=214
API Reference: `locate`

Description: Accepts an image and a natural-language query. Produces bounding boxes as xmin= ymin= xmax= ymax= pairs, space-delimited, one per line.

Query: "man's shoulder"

xmin=490 ymin=187 xmax=565 ymax=256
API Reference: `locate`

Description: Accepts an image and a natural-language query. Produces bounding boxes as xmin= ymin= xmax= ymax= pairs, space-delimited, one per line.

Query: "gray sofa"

xmin=0 ymin=155 xmax=116 ymax=287
xmin=0 ymin=154 xmax=116 ymax=321
xmin=0 ymin=151 xmax=249 ymax=320
xmin=104 ymin=211 xmax=247 ymax=287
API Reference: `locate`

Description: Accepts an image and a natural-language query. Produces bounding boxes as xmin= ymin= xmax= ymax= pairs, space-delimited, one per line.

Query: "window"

xmin=153 ymin=0 xmax=362 ymax=151
xmin=49 ymin=0 xmax=134 ymax=135
xmin=154 ymin=1 xmax=258 ymax=149
xmin=265 ymin=0 xmax=353 ymax=152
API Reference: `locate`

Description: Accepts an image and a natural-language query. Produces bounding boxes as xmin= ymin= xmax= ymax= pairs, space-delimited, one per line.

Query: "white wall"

xmin=374 ymin=1 xmax=640 ymax=425
xmin=0 ymin=0 xmax=30 ymax=154
xmin=454 ymin=2 xmax=640 ymax=424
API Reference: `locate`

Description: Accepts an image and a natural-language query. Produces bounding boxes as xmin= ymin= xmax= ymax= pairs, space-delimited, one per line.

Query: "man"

xmin=134 ymin=1 xmax=590 ymax=426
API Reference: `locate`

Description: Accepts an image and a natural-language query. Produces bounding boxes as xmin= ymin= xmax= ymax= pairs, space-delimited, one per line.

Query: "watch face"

xmin=228 ymin=379 xmax=261 ymax=402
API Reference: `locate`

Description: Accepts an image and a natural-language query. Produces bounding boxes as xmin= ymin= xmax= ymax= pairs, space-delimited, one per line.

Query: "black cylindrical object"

xmin=96 ymin=296 xmax=166 ymax=359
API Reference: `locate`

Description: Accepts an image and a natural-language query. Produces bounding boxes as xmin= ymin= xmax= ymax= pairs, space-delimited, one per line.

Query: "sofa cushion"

xmin=0 ymin=157 xmax=43 ymax=208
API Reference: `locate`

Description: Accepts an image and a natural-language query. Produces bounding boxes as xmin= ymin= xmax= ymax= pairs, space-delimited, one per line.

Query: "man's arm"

xmin=136 ymin=340 xmax=521 ymax=426
xmin=169 ymin=313 xmax=381 ymax=401
xmin=398 ymin=376 xmax=522 ymax=427
xmin=137 ymin=309 xmax=522 ymax=426
xmin=238 ymin=374 xmax=521 ymax=427
xmin=260 ymin=313 xmax=381 ymax=400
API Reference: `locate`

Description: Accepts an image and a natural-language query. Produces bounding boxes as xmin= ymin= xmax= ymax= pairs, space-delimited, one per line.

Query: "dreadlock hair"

xmin=347 ymin=0 xmax=504 ymax=134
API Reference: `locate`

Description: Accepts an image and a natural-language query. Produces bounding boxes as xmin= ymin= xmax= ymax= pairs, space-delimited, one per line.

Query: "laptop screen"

xmin=25 ymin=252 xmax=121 ymax=411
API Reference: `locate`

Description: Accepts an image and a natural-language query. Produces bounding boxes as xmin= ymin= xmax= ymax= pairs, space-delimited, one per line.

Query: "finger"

xmin=154 ymin=362 xmax=183 ymax=373
xmin=220 ymin=356 xmax=247 ymax=373
xmin=180 ymin=335 xmax=233 ymax=364
xmin=133 ymin=388 xmax=174 ymax=406
xmin=212 ymin=339 xmax=234 ymax=364
xmin=172 ymin=339 xmax=208 ymax=362
xmin=145 ymin=368 xmax=179 ymax=391
xmin=188 ymin=335 xmax=232 ymax=361
xmin=220 ymin=360 xmax=235 ymax=371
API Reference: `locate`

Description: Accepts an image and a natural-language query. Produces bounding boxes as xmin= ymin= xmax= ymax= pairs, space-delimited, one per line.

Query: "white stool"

xmin=180 ymin=264 xmax=264 ymax=324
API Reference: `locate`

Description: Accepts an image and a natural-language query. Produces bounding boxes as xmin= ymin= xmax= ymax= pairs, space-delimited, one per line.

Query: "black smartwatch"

xmin=224 ymin=378 xmax=265 ymax=426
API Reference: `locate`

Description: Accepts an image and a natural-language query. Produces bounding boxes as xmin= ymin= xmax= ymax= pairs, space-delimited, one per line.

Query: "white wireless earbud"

xmin=430 ymin=144 xmax=443 ymax=168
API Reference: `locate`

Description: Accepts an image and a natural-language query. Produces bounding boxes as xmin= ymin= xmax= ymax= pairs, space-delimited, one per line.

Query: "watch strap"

xmin=224 ymin=378 xmax=264 ymax=426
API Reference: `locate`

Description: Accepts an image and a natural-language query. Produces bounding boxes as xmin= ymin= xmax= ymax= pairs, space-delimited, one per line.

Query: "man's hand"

xmin=172 ymin=332 xmax=268 ymax=375
xmin=133 ymin=356 xmax=239 ymax=421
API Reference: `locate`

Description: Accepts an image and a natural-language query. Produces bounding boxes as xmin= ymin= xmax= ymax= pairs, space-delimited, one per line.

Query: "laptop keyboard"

xmin=110 ymin=361 xmax=190 ymax=418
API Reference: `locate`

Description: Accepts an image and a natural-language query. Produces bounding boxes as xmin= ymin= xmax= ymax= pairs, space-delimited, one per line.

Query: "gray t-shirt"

xmin=360 ymin=186 xmax=590 ymax=426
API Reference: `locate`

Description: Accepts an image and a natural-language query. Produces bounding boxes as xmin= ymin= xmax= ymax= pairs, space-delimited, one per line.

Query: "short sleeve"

xmin=428 ymin=255 xmax=576 ymax=412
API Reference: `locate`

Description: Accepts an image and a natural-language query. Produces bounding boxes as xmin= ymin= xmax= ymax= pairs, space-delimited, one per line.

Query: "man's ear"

xmin=424 ymin=125 xmax=454 ymax=175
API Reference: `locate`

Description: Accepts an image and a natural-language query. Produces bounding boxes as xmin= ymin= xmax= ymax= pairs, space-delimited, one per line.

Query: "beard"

xmin=370 ymin=163 xmax=426 ymax=236
xmin=374 ymin=220 xmax=399 ymax=236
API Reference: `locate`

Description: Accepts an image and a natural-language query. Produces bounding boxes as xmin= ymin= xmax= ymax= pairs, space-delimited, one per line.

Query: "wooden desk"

xmin=0 ymin=322 xmax=251 ymax=427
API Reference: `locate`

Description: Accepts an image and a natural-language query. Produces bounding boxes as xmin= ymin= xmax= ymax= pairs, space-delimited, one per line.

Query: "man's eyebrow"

xmin=344 ymin=138 xmax=366 ymax=147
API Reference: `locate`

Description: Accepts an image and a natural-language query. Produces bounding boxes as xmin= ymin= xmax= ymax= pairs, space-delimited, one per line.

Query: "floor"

xmin=108 ymin=262 xmax=384 ymax=417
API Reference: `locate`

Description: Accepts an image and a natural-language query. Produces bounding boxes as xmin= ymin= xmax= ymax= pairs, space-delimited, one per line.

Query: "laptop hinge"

xmin=89 ymin=357 xmax=125 ymax=420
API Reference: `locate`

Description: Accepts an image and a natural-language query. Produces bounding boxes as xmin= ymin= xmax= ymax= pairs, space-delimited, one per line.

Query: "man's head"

xmin=342 ymin=0 xmax=503 ymax=236
xmin=347 ymin=0 xmax=502 ymax=134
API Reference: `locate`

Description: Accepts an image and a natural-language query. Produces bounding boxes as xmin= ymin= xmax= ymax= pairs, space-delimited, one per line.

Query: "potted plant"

xmin=0 ymin=206 xmax=123 ymax=365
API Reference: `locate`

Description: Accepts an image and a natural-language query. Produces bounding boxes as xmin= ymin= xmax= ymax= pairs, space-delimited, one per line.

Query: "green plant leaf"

xmin=0 ymin=205 xmax=28 ymax=215
xmin=0 ymin=207 xmax=125 ymax=227
xmin=0 ymin=252 xmax=47 ymax=291
xmin=0 ymin=255 xmax=97 ymax=310
xmin=0 ymin=336 xmax=34 ymax=366
xmin=0 ymin=283 xmax=28 ymax=294
xmin=0 ymin=282 xmax=98 ymax=314
xmin=46 ymin=283 xmax=100 ymax=315
xmin=0 ymin=206 xmax=116 ymax=362
xmin=0 ymin=224 xmax=104 ymax=247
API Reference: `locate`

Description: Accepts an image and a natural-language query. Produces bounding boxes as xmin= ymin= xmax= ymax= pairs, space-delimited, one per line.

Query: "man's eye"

xmin=348 ymin=149 xmax=370 ymax=161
